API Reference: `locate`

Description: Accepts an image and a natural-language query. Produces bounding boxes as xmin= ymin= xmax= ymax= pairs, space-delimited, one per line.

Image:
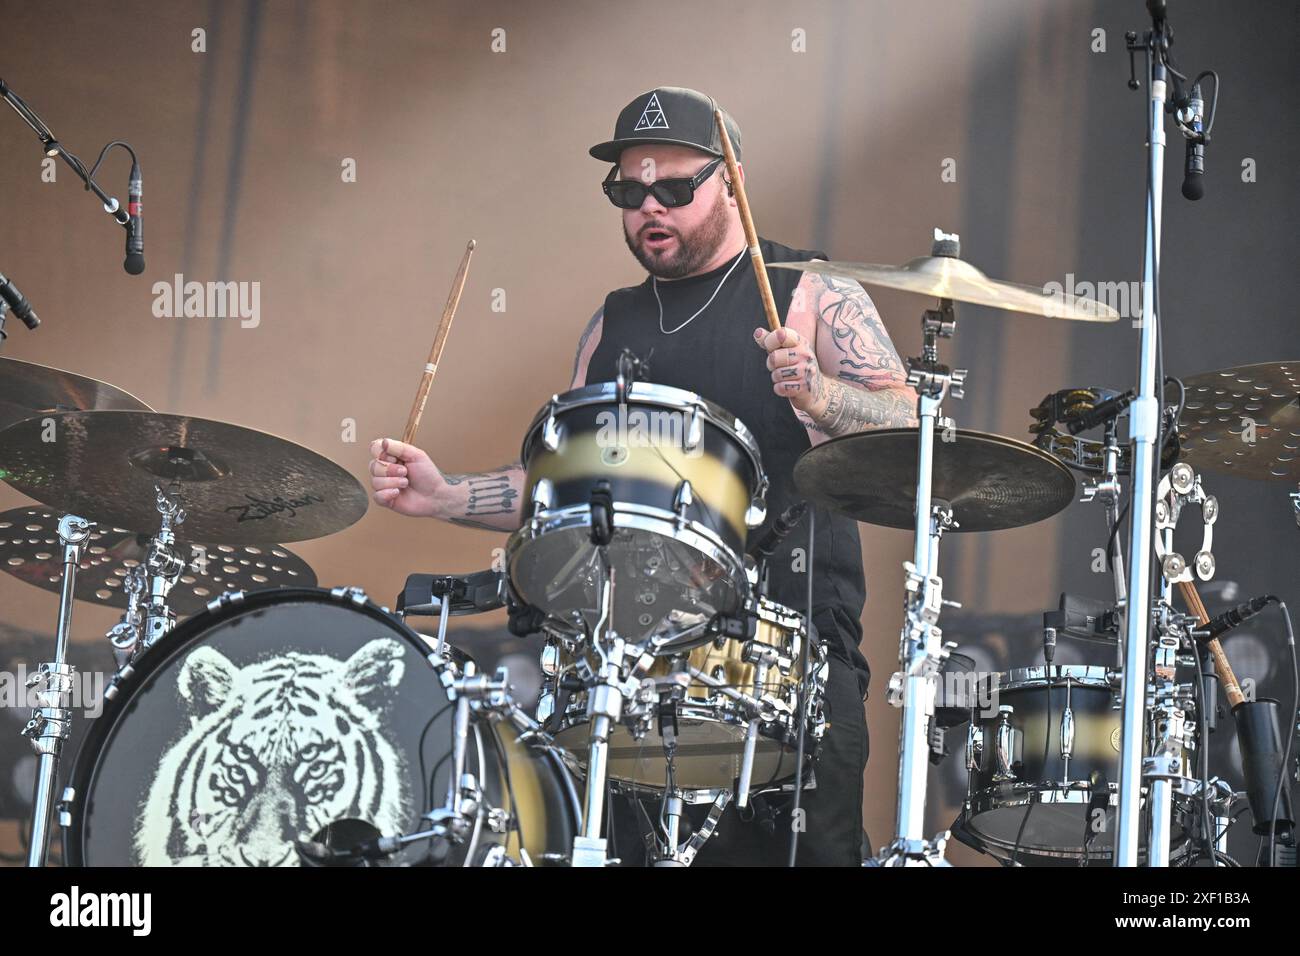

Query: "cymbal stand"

xmin=105 ymin=566 xmax=147 ymax=671
xmin=1080 ymin=418 xmax=1128 ymax=670
xmin=141 ymin=485 xmax=187 ymax=649
xmin=879 ymin=243 xmax=967 ymax=866
xmin=23 ymin=514 xmax=91 ymax=866
xmin=102 ymin=485 xmax=188 ymax=674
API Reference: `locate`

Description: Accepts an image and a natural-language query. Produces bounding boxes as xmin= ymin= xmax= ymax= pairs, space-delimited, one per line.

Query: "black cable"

xmin=87 ymin=139 xmax=138 ymax=181
xmin=417 ymin=702 xmax=456 ymax=813
xmin=1193 ymin=646 xmax=1214 ymax=859
xmin=1011 ymin=668 xmax=1054 ymax=866
xmin=1194 ymin=70 xmax=1220 ymax=135
xmin=1268 ymin=600 xmax=1297 ymax=867
xmin=1106 ymin=500 xmax=1131 ymax=573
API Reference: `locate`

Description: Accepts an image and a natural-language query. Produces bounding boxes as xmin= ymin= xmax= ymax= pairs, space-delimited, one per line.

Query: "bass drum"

xmin=63 ymin=587 xmax=578 ymax=867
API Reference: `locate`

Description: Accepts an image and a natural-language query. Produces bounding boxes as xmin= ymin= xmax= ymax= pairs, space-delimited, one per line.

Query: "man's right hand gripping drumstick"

xmin=368 ymin=438 xmax=525 ymax=532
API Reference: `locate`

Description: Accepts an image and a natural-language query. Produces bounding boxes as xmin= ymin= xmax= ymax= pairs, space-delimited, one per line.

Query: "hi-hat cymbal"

xmin=1174 ymin=361 xmax=1300 ymax=481
xmin=0 ymin=410 xmax=368 ymax=543
xmin=0 ymin=506 xmax=317 ymax=615
xmin=794 ymin=428 xmax=1077 ymax=532
xmin=770 ymin=257 xmax=1119 ymax=321
xmin=0 ymin=356 xmax=152 ymax=431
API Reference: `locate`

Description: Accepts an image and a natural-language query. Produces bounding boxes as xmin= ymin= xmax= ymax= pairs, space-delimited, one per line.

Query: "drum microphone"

xmin=1180 ymin=82 xmax=1206 ymax=201
xmin=1194 ymin=595 xmax=1275 ymax=646
xmin=0 ymin=273 xmax=40 ymax=330
xmin=750 ymin=502 xmax=808 ymax=559
xmin=294 ymin=818 xmax=410 ymax=866
xmin=1065 ymin=389 xmax=1135 ymax=435
xmin=124 ymin=160 xmax=145 ymax=275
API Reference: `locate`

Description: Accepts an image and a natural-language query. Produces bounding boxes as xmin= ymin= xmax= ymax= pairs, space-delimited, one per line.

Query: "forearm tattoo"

xmin=809 ymin=378 xmax=917 ymax=435
xmin=445 ymin=461 xmax=523 ymax=530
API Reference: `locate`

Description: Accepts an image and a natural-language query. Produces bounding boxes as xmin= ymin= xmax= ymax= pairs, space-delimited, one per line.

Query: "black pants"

xmin=607 ymin=652 xmax=869 ymax=867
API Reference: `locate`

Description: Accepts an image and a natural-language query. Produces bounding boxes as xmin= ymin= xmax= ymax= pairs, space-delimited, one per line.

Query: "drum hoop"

xmin=521 ymin=382 xmax=764 ymax=478
xmin=61 ymin=586 xmax=437 ymax=864
xmin=509 ymin=504 xmax=749 ymax=591
xmin=965 ymin=785 xmax=1188 ymax=859
xmin=992 ymin=665 xmax=1116 ymax=693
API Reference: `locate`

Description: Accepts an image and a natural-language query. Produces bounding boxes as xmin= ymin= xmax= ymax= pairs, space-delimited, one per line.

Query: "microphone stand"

xmin=0 ymin=78 xmax=134 ymax=234
xmin=1115 ymin=2 xmax=1219 ymax=867
xmin=1113 ymin=7 xmax=1173 ymax=869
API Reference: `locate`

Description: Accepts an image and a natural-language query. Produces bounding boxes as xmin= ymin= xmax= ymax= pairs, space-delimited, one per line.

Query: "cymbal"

xmin=770 ymin=257 xmax=1119 ymax=321
xmin=0 ymin=356 xmax=152 ymax=431
xmin=794 ymin=428 xmax=1077 ymax=532
xmin=0 ymin=506 xmax=316 ymax=615
xmin=0 ymin=410 xmax=368 ymax=543
xmin=1174 ymin=361 xmax=1300 ymax=481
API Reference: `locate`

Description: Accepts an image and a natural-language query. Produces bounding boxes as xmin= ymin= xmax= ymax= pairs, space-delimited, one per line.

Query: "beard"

xmin=623 ymin=187 xmax=731 ymax=280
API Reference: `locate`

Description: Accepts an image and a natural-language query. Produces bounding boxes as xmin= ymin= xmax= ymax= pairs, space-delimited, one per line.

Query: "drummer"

xmin=369 ymin=86 xmax=915 ymax=866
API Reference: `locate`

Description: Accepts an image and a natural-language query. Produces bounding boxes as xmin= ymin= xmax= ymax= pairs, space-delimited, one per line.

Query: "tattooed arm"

xmin=367 ymin=307 xmax=605 ymax=530
xmin=367 ymin=438 xmax=525 ymax=531
xmin=755 ymin=270 xmax=916 ymax=443
xmin=437 ymin=466 xmax=526 ymax=531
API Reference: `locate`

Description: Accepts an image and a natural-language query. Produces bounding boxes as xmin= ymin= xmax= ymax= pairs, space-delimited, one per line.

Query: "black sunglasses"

xmin=602 ymin=157 xmax=724 ymax=209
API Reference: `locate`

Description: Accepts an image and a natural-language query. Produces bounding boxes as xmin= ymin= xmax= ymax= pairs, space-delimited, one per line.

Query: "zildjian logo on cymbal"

xmin=225 ymin=493 xmax=325 ymax=522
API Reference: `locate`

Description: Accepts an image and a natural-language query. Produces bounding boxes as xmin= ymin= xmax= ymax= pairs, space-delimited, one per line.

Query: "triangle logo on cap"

xmin=633 ymin=92 xmax=669 ymax=131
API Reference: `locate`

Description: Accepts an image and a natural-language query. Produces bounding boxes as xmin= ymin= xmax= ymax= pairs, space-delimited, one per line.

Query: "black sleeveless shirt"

xmin=587 ymin=237 xmax=870 ymax=693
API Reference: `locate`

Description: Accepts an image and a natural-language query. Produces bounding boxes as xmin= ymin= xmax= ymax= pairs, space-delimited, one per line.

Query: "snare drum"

xmin=507 ymin=382 xmax=766 ymax=649
xmin=541 ymin=597 xmax=826 ymax=792
xmin=63 ymin=587 xmax=579 ymax=866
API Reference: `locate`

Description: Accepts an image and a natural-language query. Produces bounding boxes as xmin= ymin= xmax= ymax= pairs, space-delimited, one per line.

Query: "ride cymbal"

xmin=1173 ymin=361 xmax=1300 ymax=481
xmin=0 ymin=410 xmax=368 ymax=543
xmin=0 ymin=356 xmax=152 ymax=431
xmin=794 ymin=428 xmax=1077 ymax=532
xmin=770 ymin=257 xmax=1119 ymax=322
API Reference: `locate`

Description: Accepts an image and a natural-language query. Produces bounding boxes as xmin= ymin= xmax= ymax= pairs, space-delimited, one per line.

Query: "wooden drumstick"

xmin=402 ymin=239 xmax=475 ymax=445
xmin=714 ymin=109 xmax=782 ymax=333
xmin=1178 ymin=578 xmax=1246 ymax=708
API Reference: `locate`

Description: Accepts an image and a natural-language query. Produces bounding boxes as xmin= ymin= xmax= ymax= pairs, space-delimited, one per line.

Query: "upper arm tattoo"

xmin=570 ymin=307 xmax=604 ymax=387
xmin=806 ymin=273 xmax=907 ymax=388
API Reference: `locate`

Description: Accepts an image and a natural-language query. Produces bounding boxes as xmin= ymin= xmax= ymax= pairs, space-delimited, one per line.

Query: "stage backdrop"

xmin=0 ymin=0 xmax=1295 ymax=866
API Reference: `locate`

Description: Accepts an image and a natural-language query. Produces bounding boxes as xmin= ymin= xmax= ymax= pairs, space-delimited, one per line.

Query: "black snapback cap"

xmin=589 ymin=87 xmax=742 ymax=163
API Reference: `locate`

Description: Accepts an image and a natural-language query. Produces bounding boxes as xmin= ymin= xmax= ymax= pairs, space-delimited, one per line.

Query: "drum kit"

xmin=0 ymin=5 xmax=1294 ymax=869
xmin=3 ymin=217 xmax=1293 ymax=869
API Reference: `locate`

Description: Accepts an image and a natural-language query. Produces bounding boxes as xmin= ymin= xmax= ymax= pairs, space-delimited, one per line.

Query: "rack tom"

xmin=507 ymin=382 xmax=766 ymax=649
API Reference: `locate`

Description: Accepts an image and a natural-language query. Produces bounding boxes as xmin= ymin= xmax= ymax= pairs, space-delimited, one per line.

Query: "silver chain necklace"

xmin=653 ymin=249 xmax=746 ymax=335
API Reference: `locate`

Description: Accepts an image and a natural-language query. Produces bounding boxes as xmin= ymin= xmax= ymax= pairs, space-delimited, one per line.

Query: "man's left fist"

xmin=753 ymin=325 xmax=824 ymax=413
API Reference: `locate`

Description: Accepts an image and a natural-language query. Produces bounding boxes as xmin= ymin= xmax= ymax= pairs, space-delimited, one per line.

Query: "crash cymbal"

xmin=0 ymin=410 xmax=368 ymax=543
xmin=770 ymin=257 xmax=1119 ymax=321
xmin=794 ymin=428 xmax=1077 ymax=531
xmin=0 ymin=506 xmax=316 ymax=615
xmin=1174 ymin=361 xmax=1300 ymax=481
xmin=0 ymin=356 xmax=152 ymax=431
